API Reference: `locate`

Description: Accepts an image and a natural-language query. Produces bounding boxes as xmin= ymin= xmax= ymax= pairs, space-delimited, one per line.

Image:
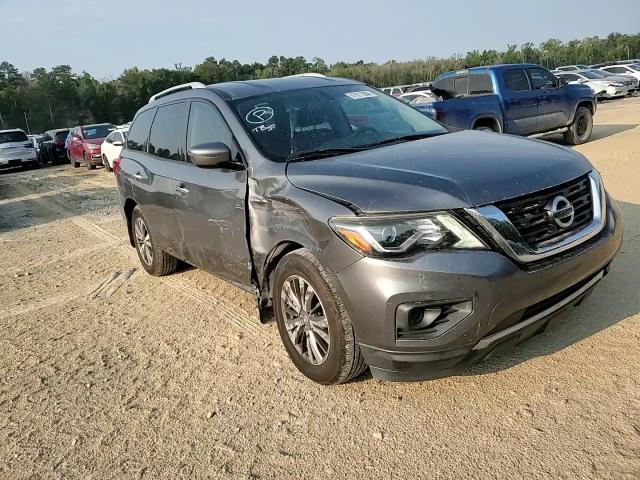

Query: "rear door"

xmin=124 ymin=104 xmax=186 ymax=259
xmin=500 ymin=68 xmax=539 ymax=134
xmin=526 ymin=66 xmax=569 ymax=131
xmin=172 ymin=99 xmax=252 ymax=286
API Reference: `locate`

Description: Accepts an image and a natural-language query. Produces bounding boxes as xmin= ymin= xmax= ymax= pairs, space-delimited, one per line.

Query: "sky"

xmin=1 ymin=0 xmax=639 ymax=78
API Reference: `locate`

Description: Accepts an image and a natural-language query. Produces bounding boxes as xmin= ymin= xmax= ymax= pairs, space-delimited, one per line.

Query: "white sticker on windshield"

xmin=246 ymin=103 xmax=274 ymax=124
xmin=345 ymin=91 xmax=378 ymax=100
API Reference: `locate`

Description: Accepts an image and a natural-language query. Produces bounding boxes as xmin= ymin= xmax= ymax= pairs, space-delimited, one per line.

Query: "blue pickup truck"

xmin=413 ymin=64 xmax=597 ymax=145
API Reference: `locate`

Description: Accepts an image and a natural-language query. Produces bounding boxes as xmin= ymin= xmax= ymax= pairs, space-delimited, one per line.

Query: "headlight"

xmin=329 ymin=213 xmax=485 ymax=257
xmin=86 ymin=143 xmax=101 ymax=149
xmin=610 ymin=82 xmax=624 ymax=87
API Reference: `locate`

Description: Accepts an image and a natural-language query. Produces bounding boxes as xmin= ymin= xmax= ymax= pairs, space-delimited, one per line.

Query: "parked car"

xmin=412 ymin=64 xmax=596 ymax=145
xmin=555 ymin=65 xmax=590 ymax=72
xmin=116 ymin=78 xmax=621 ymax=384
xmin=27 ymin=134 xmax=44 ymax=162
xmin=399 ymin=91 xmax=441 ymax=105
xmin=599 ymin=63 xmax=640 ymax=84
xmin=381 ymin=86 xmax=405 ymax=96
xmin=0 ymin=128 xmax=39 ymax=169
xmin=101 ymin=128 xmax=128 ymax=172
xmin=404 ymin=83 xmax=434 ymax=93
xmin=40 ymin=129 xmax=70 ymax=164
xmin=580 ymin=69 xmax=638 ymax=93
xmin=68 ymin=123 xmax=115 ymax=169
xmin=554 ymin=71 xmax=630 ymax=98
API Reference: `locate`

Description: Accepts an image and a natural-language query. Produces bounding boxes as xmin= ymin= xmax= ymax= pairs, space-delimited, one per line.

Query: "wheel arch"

xmin=258 ymin=240 xmax=305 ymax=320
xmin=470 ymin=115 xmax=502 ymax=132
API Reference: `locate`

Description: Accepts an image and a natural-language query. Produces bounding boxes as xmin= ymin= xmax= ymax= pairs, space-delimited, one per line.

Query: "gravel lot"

xmin=1 ymin=97 xmax=639 ymax=479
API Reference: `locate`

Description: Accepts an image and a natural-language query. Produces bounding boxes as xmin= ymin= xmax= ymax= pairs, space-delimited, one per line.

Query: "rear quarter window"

xmin=468 ymin=73 xmax=493 ymax=95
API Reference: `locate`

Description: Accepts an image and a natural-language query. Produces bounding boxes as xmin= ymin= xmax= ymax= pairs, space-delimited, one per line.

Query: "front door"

xmin=173 ymin=100 xmax=252 ymax=287
xmin=501 ymin=68 xmax=539 ymax=135
xmin=527 ymin=67 xmax=569 ymax=131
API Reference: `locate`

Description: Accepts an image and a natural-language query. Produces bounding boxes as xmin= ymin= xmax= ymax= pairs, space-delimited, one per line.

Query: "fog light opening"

xmin=397 ymin=300 xmax=473 ymax=340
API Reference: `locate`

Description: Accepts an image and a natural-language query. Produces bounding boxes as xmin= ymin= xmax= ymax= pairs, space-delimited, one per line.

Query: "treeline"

xmin=1 ymin=32 xmax=638 ymax=133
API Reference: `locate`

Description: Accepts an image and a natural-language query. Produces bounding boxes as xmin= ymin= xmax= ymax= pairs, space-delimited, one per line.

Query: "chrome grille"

xmin=495 ymin=175 xmax=593 ymax=248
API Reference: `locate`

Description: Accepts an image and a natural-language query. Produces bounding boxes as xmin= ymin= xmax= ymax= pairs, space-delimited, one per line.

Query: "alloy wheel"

xmin=280 ymin=275 xmax=330 ymax=365
xmin=134 ymin=217 xmax=153 ymax=266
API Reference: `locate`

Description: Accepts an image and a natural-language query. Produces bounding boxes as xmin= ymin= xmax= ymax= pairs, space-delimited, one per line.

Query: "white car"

xmin=555 ymin=71 xmax=630 ymax=98
xmin=101 ymin=129 xmax=128 ymax=172
xmin=581 ymin=68 xmax=638 ymax=92
xmin=555 ymin=64 xmax=590 ymax=72
xmin=399 ymin=91 xmax=440 ymax=105
xmin=599 ymin=63 xmax=640 ymax=84
xmin=0 ymin=129 xmax=39 ymax=170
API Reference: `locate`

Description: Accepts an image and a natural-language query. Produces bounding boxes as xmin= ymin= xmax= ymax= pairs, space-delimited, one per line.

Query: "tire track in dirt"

xmin=9 ymin=179 xmax=264 ymax=338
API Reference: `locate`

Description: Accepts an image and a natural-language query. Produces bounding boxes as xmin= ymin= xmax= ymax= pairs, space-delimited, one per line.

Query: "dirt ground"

xmin=1 ymin=97 xmax=639 ymax=480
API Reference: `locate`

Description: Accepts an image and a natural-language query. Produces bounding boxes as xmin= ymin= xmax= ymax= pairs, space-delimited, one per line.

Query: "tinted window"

xmin=562 ymin=74 xmax=580 ymax=82
xmin=527 ymin=68 xmax=557 ymax=89
xmin=0 ymin=131 xmax=28 ymax=143
xmin=453 ymin=75 xmax=469 ymax=96
xmin=54 ymin=131 xmax=69 ymax=142
xmin=604 ymin=67 xmax=627 ymax=74
xmin=127 ymin=108 xmax=155 ymax=152
xmin=433 ymin=76 xmax=454 ymax=94
xmin=503 ymin=69 xmax=530 ymax=91
xmin=187 ymin=101 xmax=235 ymax=158
xmin=104 ymin=133 xmax=114 ymax=143
xmin=469 ymin=73 xmax=493 ymax=95
xmin=148 ymin=102 xmax=188 ymax=161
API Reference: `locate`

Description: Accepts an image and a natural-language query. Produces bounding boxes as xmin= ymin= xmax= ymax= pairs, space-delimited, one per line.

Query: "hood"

xmin=286 ymin=130 xmax=591 ymax=213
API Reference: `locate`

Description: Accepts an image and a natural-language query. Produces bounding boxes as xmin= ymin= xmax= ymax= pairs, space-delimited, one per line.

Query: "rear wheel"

xmin=563 ymin=106 xmax=593 ymax=145
xmin=131 ymin=207 xmax=178 ymax=277
xmin=273 ymin=249 xmax=367 ymax=384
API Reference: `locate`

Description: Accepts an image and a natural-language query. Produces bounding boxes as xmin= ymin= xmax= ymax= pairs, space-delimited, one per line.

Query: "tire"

xmin=131 ymin=206 xmax=178 ymax=277
xmin=103 ymin=155 xmax=112 ymax=172
xmin=273 ymin=249 xmax=367 ymax=384
xmin=563 ymin=106 xmax=593 ymax=145
xmin=474 ymin=125 xmax=495 ymax=132
xmin=84 ymin=153 xmax=96 ymax=170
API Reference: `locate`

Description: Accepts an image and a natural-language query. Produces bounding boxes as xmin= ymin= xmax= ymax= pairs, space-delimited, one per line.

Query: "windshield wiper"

xmin=358 ymin=132 xmax=446 ymax=149
xmin=288 ymin=147 xmax=365 ymax=162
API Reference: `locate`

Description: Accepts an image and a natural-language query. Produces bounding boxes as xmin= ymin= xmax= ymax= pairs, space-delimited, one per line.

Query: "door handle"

xmin=132 ymin=172 xmax=143 ymax=180
xmin=175 ymin=184 xmax=189 ymax=195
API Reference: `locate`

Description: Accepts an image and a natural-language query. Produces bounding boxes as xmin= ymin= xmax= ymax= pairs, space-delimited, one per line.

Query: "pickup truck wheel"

xmin=273 ymin=249 xmax=367 ymax=384
xmin=131 ymin=207 xmax=178 ymax=277
xmin=564 ymin=107 xmax=593 ymax=145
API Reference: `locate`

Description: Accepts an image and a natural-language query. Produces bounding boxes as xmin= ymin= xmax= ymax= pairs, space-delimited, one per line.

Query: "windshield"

xmin=54 ymin=130 xmax=69 ymax=142
xmin=230 ymin=85 xmax=447 ymax=161
xmin=0 ymin=131 xmax=28 ymax=144
xmin=628 ymin=64 xmax=640 ymax=72
xmin=82 ymin=124 xmax=114 ymax=139
xmin=580 ymin=71 xmax=602 ymax=80
xmin=586 ymin=70 xmax=607 ymax=78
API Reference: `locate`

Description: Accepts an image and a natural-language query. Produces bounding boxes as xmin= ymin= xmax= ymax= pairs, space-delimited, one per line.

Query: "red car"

xmin=68 ymin=123 xmax=115 ymax=169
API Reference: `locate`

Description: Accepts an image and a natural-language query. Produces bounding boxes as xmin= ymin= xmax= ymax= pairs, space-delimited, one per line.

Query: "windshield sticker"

xmin=252 ymin=123 xmax=276 ymax=133
xmin=246 ymin=104 xmax=274 ymax=124
xmin=345 ymin=91 xmax=378 ymax=100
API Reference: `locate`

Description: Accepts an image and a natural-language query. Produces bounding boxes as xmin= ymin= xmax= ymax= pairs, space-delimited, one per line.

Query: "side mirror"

xmin=188 ymin=142 xmax=231 ymax=168
xmin=113 ymin=140 xmax=123 ymax=147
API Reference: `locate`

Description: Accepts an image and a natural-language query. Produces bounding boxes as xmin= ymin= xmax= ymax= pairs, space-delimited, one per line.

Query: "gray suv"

xmin=116 ymin=76 xmax=622 ymax=384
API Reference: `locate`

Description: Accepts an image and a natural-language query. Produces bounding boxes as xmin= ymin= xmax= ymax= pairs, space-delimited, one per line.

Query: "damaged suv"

xmin=116 ymin=76 xmax=622 ymax=384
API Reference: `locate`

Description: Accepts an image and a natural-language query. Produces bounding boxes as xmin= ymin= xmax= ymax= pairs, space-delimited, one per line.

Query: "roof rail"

xmin=149 ymin=82 xmax=206 ymax=103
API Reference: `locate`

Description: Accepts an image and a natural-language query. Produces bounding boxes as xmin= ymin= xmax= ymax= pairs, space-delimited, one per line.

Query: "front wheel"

xmin=563 ymin=107 xmax=593 ymax=145
xmin=273 ymin=249 xmax=367 ymax=384
xmin=131 ymin=207 xmax=178 ymax=277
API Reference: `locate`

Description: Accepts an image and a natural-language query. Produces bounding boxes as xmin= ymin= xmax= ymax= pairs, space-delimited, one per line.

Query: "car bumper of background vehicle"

xmin=333 ymin=198 xmax=622 ymax=381
xmin=0 ymin=155 xmax=37 ymax=168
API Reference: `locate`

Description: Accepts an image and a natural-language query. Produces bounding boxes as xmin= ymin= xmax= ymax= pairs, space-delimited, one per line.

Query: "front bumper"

xmin=334 ymin=196 xmax=622 ymax=381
